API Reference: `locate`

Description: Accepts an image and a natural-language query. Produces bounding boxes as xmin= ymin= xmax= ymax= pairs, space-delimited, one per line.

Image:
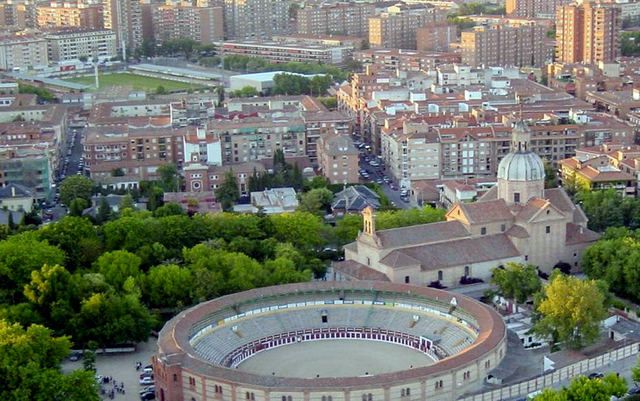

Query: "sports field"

xmin=236 ymin=340 xmax=434 ymax=378
xmin=64 ymin=72 xmax=201 ymax=92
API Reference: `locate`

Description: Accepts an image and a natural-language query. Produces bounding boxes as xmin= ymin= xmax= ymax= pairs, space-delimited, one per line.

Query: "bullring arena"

xmin=153 ymin=282 xmax=506 ymax=401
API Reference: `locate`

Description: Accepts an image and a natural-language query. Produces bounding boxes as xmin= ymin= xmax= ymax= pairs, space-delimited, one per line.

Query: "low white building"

xmin=46 ymin=29 xmax=117 ymax=63
xmin=229 ymin=71 xmax=324 ymax=92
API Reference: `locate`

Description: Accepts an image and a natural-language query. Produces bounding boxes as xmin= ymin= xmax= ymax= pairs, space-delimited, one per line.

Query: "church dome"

xmin=497 ymin=151 xmax=545 ymax=181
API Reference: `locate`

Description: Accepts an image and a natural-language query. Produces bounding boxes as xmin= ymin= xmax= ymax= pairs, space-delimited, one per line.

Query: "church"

xmin=336 ymin=120 xmax=601 ymax=287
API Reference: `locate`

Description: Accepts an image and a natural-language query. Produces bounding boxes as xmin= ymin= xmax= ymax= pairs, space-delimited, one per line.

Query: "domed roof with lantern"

xmin=497 ymin=119 xmax=546 ymax=182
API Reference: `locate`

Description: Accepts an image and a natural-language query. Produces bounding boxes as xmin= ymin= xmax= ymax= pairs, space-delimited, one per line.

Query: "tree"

xmin=0 ymin=232 xmax=66 ymax=303
xmin=95 ymin=250 xmax=142 ymax=291
xmin=576 ymin=190 xmax=624 ymax=232
xmin=216 ymin=171 xmax=240 ymax=210
xmin=70 ymin=291 xmax=153 ymax=347
xmin=215 ymin=85 xmax=225 ymax=106
xmin=157 ymin=163 xmax=180 ymax=192
xmin=144 ymin=264 xmax=193 ymax=308
xmin=39 ymin=216 xmax=102 ymax=270
xmin=491 ymin=262 xmax=541 ymax=304
xmin=0 ymin=320 xmax=99 ymax=401
xmin=544 ymin=159 xmax=558 ymax=188
xmin=23 ymin=264 xmax=76 ymax=333
xmin=153 ymin=203 xmax=185 ymax=217
xmin=230 ymin=85 xmax=259 ymax=98
xmin=270 ymin=212 xmax=326 ymax=250
xmin=156 ymin=85 xmax=168 ymax=95
xmin=69 ymin=197 xmax=89 ymax=216
xmin=82 ymin=343 xmax=97 ymax=372
xmin=59 ymin=175 xmax=93 ymax=206
xmin=534 ymin=273 xmax=608 ymax=349
xmin=533 ymin=374 xmax=626 ymax=401
xmin=96 ymin=196 xmax=112 ymax=223
xmin=119 ymin=194 xmax=135 ymax=211
xmin=632 ymin=356 xmax=640 ymax=385
xmin=298 ymin=188 xmax=334 ymax=215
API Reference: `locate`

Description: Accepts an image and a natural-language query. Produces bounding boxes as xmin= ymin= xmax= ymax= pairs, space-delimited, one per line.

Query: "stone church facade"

xmin=337 ymin=120 xmax=600 ymax=287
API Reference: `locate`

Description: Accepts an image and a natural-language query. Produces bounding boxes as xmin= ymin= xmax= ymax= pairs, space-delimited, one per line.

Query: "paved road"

xmin=357 ymin=153 xmax=412 ymax=209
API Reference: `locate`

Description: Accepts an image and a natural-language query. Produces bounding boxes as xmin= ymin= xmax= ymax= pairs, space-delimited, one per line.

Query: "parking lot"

xmin=61 ymin=340 xmax=157 ymax=401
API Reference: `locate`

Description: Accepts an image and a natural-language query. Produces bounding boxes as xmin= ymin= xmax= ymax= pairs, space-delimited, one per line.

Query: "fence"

xmin=458 ymin=342 xmax=640 ymax=401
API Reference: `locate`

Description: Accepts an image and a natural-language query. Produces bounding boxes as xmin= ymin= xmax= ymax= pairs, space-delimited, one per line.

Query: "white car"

xmin=139 ymin=377 xmax=155 ymax=385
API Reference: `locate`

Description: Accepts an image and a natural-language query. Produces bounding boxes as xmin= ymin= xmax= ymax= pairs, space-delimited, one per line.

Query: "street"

xmin=357 ymin=150 xmax=412 ymax=210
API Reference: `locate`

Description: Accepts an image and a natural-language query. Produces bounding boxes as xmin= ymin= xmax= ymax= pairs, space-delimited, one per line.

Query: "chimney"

xmin=11 ymin=186 xmax=15 ymax=198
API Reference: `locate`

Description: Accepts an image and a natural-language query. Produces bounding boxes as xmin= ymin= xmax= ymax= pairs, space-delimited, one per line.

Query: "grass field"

xmin=64 ymin=72 xmax=201 ymax=92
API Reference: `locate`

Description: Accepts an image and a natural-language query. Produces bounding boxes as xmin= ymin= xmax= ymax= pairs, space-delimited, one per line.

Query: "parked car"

xmin=139 ymin=376 xmax=155 ymax=385
xmin=588 ymin=372 xmax=604 ymax=379
xmin=140 ymin=386 xmax=155 ymax=395
xmin=140 ymin=391 xmax=156 ymax=400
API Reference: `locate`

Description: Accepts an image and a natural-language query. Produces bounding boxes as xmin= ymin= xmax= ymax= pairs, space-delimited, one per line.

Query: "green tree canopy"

xmin=0 ymin=320 xmax=99 ymax=401
xmin=144 ymin=264 xmax=193 ymax=308
xmin=298 ymin=188 xmax=334 ymax=215
xmin=216 ymin=171 xmax=240 ymax=210
xmin=491 ymin=262 xmax=541 ymax=304
xmin=59 ymin=176 xmax=93 ymax=206
xmin=95 ymin=250 xmax=142 ymax=290
xmin=534 ymin=273 xmax=608 ymax=349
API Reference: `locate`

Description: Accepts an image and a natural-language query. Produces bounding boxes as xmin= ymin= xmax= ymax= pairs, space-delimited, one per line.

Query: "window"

xmin=525 ymin=255 xmax=529 ymax=261
xmin=546 ymin=226 xmax=551 ymax=234
xmin=438 ymin=270 xmax=443 ymax=281
xmin=480 ymin=227 xmax=486 ymax=235
xmin=405 ymin=276 xmax=410 ymax=284
xmin=501 ymin=224 xmax=506 ymax=232
xmin=464 ymin=266 xmax=470 ymax=277
xmin=366 ymin=257 xmax=370 ymax=266
xmin=246 ymin=392 xmax=254 ymax=400
xmin=173 ymin=374 xmax=178 ymax=382
xmin=435 ymin=380 xmax=444 ymax=390
xmin=514 ymin=192 xmax=520 ymax=204
xmin=485 ymin=360 xmax=491 ymax=369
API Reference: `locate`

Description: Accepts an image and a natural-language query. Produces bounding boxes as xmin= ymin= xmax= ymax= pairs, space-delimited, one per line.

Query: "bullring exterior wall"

xmin=152 ymin=282 xmax=507 ymax=401
xmin=153 ymin=337 xmax=506 ymax=401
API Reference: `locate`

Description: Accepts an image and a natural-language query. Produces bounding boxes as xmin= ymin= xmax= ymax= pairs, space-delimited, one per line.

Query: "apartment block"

xmin=0 ymin=35 xmax=48 ymax=71
xmin=317 ymin=134 xmax=359 ymax=184
xmin=46 ymin=29 xmax=117 ymax=62
xmin=416 ymin=23 xmax=457 ymax=52
xmin=0 ymin=3 xmax=27 ymax=30
xmin=380 ymin=120 xmax=441 ymax=187
xmin=460 ymin=23 xmax=548 ymax=68
xmin=296 ymin=2 xmax=375 ymax=38
xmin=221 ymin=41 xmax=353 ymax=65
xmin=84 ymin=124 xmax=188 ymax=185
xmin=354 ymin=48 xmax=461 ymax=72
xmin=368 ymin=4 xmax=440 ymax=50
xmin=506 ymin=0 xmax=573 ymax=18
xmin=224 ymin=0 xmax=289 ymax=39
xmin=556 ymin=1 xmax=621 ymax=64
xmin=102 ymin=0 xmax=142 ymax=55
xmin=36 ymin=4 xmax=103 ymax=30
xmin=151 ymin=4 xmax=223 ymax=44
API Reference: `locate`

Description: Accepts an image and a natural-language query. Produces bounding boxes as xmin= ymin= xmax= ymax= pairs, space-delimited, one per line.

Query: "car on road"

xmin=369 ymin=161 xmax=379 ymax=167
xmin=375 ymin=178 xmax=383 ymax=184
xmin=390 ymin=184 xmax=398 ymax=190
xmin=629 ymin=387 xmax=640 ymax=395
xmin=139 ymin=376 xmax=155 ymax=385
xmin=588 ymin=372 xmax=604 ymax=379
xmin=400 ymin=196 xmax=410 ymax=203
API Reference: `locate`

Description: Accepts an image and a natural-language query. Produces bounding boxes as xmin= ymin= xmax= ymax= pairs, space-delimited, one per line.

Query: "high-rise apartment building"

xmin=36 ymin=4 xmax=103 ymax=30
xmin=416 ymin=23 xmax=457 ymax=52
xmin=368 ymin=4 xmax=440 ymax=50
xmin=0 ymin=3 xmax=27 ymax=30
xmin=506 ymin=0 xmax=573 ymax=18
xmin=556 ymin=1 xmax=621 ymax=64
xmin=296 ymin=2 xmax=375 ymax=38
xmin=460 ymin=23 xmax=548 ymax=67
xmin=102 ymin=0 xmax=142 ymax=56
xmin=223 ymin=0 xmax=289 ymax=39
xmin=150 ymin=4 xmax=223 ymax=44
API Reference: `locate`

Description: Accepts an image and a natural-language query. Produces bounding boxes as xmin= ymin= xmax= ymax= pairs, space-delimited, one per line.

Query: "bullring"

xmin=153 ymin=281 xmax=506 ymax=401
